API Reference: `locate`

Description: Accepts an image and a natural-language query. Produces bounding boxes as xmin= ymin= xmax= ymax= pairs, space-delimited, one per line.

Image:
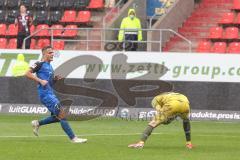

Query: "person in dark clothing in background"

xmin=15 ymin=4 xmax=33 ymax=49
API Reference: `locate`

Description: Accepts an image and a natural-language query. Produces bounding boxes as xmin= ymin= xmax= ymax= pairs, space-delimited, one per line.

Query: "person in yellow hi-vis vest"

xmin=12 ymin=53 xmax=29 ymax=77
xmin=118 ymin=8 xmax=142 ymax=51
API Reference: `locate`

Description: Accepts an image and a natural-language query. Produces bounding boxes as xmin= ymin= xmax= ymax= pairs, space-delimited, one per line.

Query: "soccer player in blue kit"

xmin=25 ymin=46 xmax=87 ymax=143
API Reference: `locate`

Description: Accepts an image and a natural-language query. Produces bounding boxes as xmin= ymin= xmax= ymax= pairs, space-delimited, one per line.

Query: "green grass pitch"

xmin=0 ymin=114 xmax=240 ymax=160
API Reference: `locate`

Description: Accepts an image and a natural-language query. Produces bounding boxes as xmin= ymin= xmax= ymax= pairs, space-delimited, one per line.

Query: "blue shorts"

xmin=40 ymin=94 xmax=61 ymax=116
xmin=50 ymin=104 xmax=61 ymax=116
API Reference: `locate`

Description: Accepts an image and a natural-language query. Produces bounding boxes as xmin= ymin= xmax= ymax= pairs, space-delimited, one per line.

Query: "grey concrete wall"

xmin=148 ymin=0 xmax=195 ymax=51
xmin=1 ymin=77 xmax=240 ymax=111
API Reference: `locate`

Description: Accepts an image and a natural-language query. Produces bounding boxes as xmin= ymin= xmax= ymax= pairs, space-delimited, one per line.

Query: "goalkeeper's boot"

xmin=71 ymin=137 xmax=87 ymax=143
xmin=31 ymin=120 xmax=39 ymax=136
xmin=128 ymin=141 xmax=144 ymax=149
xmin=186 ymin=142 xmax=193 ymax=149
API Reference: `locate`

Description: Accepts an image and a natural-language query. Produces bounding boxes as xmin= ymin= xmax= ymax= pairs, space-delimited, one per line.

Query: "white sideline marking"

xmin=0 ymin=132 xmax=239 ymax=138
xmin=191 ymin=121 xmax=240 ymax=124
xmin=0 ymin=133 xmax=145 ymax=138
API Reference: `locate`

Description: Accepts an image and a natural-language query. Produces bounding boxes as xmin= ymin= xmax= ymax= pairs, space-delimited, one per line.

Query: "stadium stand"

xmin=228 ymin=42 xmax=240 ymax=53
xmin=224 ymin=27 xmax=239 ymax=39
xmin=0 ymin=38 xmax=7 ymax=48
xmin=87 ymin=0 xmax=104 ymax=9
xmin=219 ymin=12 xmax=235 ymax=25
xmin=36 ymin=38 xmax=50 ymax=49
xmin=52 ymin=24 xmax=64 ymax=37
xmin=208 ymin=27 xmax=223 ymax=39
xmin=0 ymin=10 xmax=6 ymax=22
xmin=60 ymin=10 xmax=77 ymax=23
xmin=49 ymin=10 xmax=62 ymax=24
xmin=30 ymin=25 xmax=35 ymax=33
xmin=163 ymin=0 xmax=240 ymax=53
xmin=49 ymin=0 xmax=60 ymax=9
xmin=20 ymin=0 xmax=33 ymax=9
xmin=235 ymin=13 xmax=240 ymax=24
xmin=75 ymin=11 xmax=91 ymax=24
xmin=6 ymin=10 xmax=18 ymax=23
xmin=196 ymin=41 xmax=211 ymax=53
xmin=35 ymin=24 xmax=50 ymax=37
xmin=34 ymin=10 xmax=48 ymax=24
xmin=211 ymin=42 xmax=227 ymax=53
xmin=0 ymin=24 xmax=7 ymax=36
xmin=60 ymin=0 xmax=75 ymax=9
xmin=232 ymin=0 xmax=240 ymax=10
xmin=74 ymin=0 xmax=90 ymax=10
xmin=0 ymin=1 xmax=6 ymax=9
xmin=0 ymin=0 xmax=114 ymax=50
xmin=30 ymin=38 xmax=36 ymax=49
xmin=6 ymin=24 xmax=18 ymax=36
xmin=53 ymin=40 xmax=65 ymax=50
xmin=6 ymin=0 xmax=19 ymax=9
xmin=62 ymin=25 xmax=78 ymax=38
xmin=32 ymin=0 xmax=46 ymax=10
xmin=7 ymin=38 xmax=17 ymax=49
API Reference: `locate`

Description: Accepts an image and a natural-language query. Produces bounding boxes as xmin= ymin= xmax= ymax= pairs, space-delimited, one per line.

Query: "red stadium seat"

xmin=208 ymin=27 xmax=223 ymax=39
xmin=37 ymin=39 xmax=50 ymax=49
xmin=30 ymin=25 xmax=35 ymax=34
xmin=60 ymin=10 xmax=76 ymax=22
xmin=30 ymin=39 xmax=36 ymax=49
xmin=35 ymin=24 xmax=50 ymax=37
xmin=0 ymin=38 xmax=7 ymax=48
xmin=6 ymin=24 xmax=18 ymax=36
xmin=233 ymin=0 xmax=240 ymax=9
xmin=228 ymin=42 xmax=240 ymax=53
xmin=51 ymin=24 xmax=64 ymax=37
xmin=235 ymin=13 xmax=240 ymax=24
xmin=196 ymin=41 xmax=211 ymax=52
xmin=63 ymin=25 xmax=78 ymax=37
xmin=75 ymin=11 xmax=91 ymax=23
xmin=87 ymin=0 xmax=104 ymax=9
xmin=53 ymin=40 xmax=65 ymax=50
xmin=211 ymin=42 xmax=227 ymax=53
xmin=0 ymin=24 xmax=7 ymax=35
xmin=219 ymin=12 xmax=235 ymax=24
xmin=7 ymin=38 xmax=17 ymax=49
xmin=224 ymin=27 xmax=239 ymax=39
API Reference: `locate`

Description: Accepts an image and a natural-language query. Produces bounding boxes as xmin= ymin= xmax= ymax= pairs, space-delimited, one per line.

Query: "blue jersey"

xmin=31 ymin=61 xmax=59 ymax=112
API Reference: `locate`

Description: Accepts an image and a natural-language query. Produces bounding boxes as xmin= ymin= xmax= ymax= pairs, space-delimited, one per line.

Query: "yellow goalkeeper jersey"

xmin=151 ymin=92 xmax=190 ymax=123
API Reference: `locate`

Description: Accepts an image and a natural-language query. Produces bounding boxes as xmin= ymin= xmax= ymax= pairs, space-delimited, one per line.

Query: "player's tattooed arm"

xmin=54 ymin=75 xmax=62 ymax=81
xmin=53 ymin=75 xmax=63 ymax=84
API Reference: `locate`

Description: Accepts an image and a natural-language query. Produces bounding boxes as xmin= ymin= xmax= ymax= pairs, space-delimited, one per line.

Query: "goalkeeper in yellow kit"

xmin=128 ymin=92 xmax=193 ymax=149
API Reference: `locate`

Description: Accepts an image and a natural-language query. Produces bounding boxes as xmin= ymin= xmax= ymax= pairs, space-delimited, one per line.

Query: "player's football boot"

xmin=186 ymin=142 xmax=193 ymax=149
xmin=71 ymin=137 xmax=88 ymax=143
xmin=128 ymin=141 xmax=144 ymax=149
xmin=31 ymin=120 xmax=40 ymax=136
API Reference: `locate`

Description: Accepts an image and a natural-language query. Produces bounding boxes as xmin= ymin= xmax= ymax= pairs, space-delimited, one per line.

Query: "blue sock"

xmin=60 ymin=119 xmax=75 ymax=140
xmin=39 ymin=116 xmax=59 ymax=126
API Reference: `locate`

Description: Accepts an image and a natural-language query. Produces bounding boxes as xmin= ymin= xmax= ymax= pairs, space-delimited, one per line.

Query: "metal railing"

xmin=102 ymin=0 xmax=125 ymax=28
xmin=23 ymin=27 xmax=192 ymax=53
xmin=102 ymin=0 xmax=126 ymax=49
xmin=148 ymin=28 xmax=192 ymax=52
xmin=149 ymin=13 xmax=163 ymax=29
